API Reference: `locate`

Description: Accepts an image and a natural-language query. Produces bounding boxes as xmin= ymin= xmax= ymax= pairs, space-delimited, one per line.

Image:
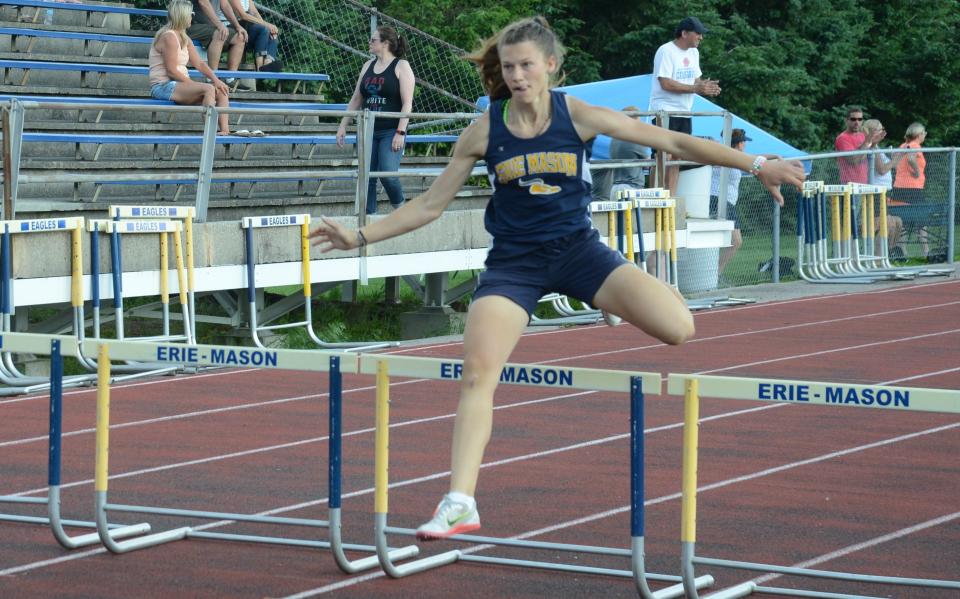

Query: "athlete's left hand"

xmin=756 ymin=159 xmax=805 ymax=206
xmin=309 ymin=216 xmax=360 ymax=251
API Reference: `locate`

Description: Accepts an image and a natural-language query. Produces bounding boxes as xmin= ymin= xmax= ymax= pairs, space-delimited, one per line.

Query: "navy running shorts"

xmin=473 ymin=228 xmax=629 ymax=317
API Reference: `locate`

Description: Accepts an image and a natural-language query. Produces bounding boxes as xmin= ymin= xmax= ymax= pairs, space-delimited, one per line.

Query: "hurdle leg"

xmin=94 ymin=345 xmax=191 ymax=553
xmin=47 ymin=340 xmax=151 ymax=548
xmin=668 ymin=206 xmax=678 ymax=287
xmin=631 ymin=376 xmax=714 ymax=599
xmin=172 ymin=232 xmax=193 ymax=345
xmin=654 ymin=209 xmax=663 ymax=281
xmin=159 ymin=233 xmax=170 ymax=339
xmin=184 ymin=216 xmax=197 ymax=342
xmin=328 ymin=356 xmax=420 ymax=573
xmin=373 ymin=361 xmax=460 ymax=577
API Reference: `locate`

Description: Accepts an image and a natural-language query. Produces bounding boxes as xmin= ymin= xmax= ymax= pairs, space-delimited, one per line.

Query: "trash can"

xmin=677 ymin=165 xmax=712 ymax=218
xmin=677 ymin=248 xmax=719 ymax=294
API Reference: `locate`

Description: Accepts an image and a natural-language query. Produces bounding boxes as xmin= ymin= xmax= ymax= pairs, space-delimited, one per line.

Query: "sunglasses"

xmin=848 ymin=117 xmax=863 ymax=121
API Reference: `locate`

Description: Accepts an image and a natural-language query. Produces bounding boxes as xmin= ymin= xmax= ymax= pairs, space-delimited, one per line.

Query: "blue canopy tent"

xmin=478 ymin=74 xmax=805 ymax=160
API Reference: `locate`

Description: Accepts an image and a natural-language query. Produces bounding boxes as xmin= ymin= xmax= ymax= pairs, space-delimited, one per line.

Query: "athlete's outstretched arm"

xmin=567 ymin=96 xmax=804 ymax=205
xmin=310 ymin=115 xmax=489 ymax=251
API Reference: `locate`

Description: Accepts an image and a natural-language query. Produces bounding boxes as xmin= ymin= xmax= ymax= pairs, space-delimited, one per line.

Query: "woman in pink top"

xmin=891 ymin=122 xmax=930 ymax=255
xmin=149 ymin=0 xmax=231 ymax=135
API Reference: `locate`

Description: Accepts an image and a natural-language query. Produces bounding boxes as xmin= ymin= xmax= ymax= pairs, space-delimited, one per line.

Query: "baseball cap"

xmin=731 ymin=129 xmax=752 ymax=145
xmin=676 ymin=16 xmax=708 ymax=35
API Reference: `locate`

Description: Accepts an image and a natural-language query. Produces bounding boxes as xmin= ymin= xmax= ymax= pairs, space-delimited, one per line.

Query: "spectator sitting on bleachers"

xmin=150 ymin=0 xmax=231 ymax=135
xmin=186 ymin=0 xmax=247 ymax=75
xmin=224 ymin=0 xmax=282 ymax=72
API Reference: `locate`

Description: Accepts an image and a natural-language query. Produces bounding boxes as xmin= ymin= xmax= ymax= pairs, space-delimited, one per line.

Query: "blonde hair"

xmin=862 ymin=118 xmax=882 ymax=136
xmin=466 ymin=16 xmax=565 ymax=102
xmin=153 ymin=0 xmax=191 ymax=49
xmin=904 ymin=121 xmax=926 ymax=141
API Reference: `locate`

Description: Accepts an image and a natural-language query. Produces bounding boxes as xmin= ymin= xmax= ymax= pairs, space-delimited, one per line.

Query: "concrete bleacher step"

xmin=0 ymin=36 xmax=153 ymax=60
xmin=0 ymin=3 xmax=146 ymax=31
xmin=0 ymin=49 xmax=146 ymax=65
xmin=17 ymin=107 xmax=334 ymax=128
xmin=0 ymin=84 xmax=324 ymax=101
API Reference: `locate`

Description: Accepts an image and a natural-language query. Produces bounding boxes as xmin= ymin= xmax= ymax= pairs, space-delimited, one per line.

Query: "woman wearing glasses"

xmin=337 ymin=26 xmax=416 ymax=214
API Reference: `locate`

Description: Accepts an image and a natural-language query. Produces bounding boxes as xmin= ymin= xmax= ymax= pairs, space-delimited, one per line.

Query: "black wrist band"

xmin=356 ymin=229 xmax=367 ymax=248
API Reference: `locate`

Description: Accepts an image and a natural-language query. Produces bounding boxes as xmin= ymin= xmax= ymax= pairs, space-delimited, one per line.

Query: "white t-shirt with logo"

xmin=648 ymin=41 xmax=701 ymax=112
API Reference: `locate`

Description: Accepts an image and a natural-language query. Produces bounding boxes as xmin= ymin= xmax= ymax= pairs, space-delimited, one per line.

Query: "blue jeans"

xmin=243 ymin=22 xmax=278 ymax=59
xmin=366 ymin=129 xmax=405 ymax=214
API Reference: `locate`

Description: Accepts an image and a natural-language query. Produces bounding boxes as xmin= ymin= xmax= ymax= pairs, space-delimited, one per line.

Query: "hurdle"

xmin=360 ymin=353 xmax=714 ymax=598
xmin=616 ymin=188 xmax=678 ymax=287
xmin=0 ymin=216 xmax=99 ymax=392
xmin=617 ymin=188 xmax=753 ymax=311
xmin=78 ymin=219 xmax=189 ymax=378
xmin=797 ymin=182 xmax=935 ymax=283
xmin=0 ymin=332 xmax=150 ymax=546
xmin=109 ymin=205 xmax=197 ymax=343
xmin=88 ymin=337 xmax=417 ymax=569
xmin=241 ymin=214 xmax=398 ymax=351
xmin=668 ymin=372 xmax=960 ymax=598
xmin=797 ymin=182 xmax=881 ymax=284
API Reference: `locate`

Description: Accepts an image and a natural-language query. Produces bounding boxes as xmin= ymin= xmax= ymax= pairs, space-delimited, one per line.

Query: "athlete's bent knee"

xmin=663 ymin=317 xmax=695 ymax=346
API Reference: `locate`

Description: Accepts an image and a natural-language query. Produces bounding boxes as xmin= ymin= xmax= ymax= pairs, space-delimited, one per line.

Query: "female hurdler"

xmin=310 ymin=17 xmax=805 ymax=539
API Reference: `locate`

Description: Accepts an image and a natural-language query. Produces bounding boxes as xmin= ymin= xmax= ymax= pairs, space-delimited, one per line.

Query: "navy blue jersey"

xmin=484 ymin=90 xmax=593 ymax=255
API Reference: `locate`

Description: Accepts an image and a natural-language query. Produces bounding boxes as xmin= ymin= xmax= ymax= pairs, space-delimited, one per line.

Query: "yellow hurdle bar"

xmin=607 ymin=210 xmax=617 ymax=252
xmin=172 ymin=233 xmax=188 ymax=309
xmin=301 ymin=221 xmax=312 ymax=299
xmin=623 ymin=204 xmax=634 ymax=263
xmin=159 ymin=231 xmax=169 ymax=306
xmin=667 ymin=373 xmax=960 ymax=414
xmin=843 ymin=188 xmax=852 ymax=245
xmin=680 ymin=378 xmax=699 ymax=544
xmin=71 ymin=224 xmax=83 ymax=309
xmin=358 ymin=353 xmax=659 ymax=393
xmin=375 ymin=360 xmax=390 ymax=514
xmin=95 ymin=344 xmax=111 ymax=493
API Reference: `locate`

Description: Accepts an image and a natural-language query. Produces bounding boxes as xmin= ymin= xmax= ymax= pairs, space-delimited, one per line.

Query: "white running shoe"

xmin=415 ymin=494 xmax=481 ymax=540
xmin=602 ymin=310 xmax=622 ymax=326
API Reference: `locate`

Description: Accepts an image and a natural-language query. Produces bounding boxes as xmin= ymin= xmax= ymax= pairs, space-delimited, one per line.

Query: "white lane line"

xmin=748 ymin=511 xmax=960 ymax=586
xmin=0 ymin=366 xmax=260 ymax=406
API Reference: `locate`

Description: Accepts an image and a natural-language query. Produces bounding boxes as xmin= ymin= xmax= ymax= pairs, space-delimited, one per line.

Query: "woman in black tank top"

xmin=336 ymin=26 xmax=416 ymax=214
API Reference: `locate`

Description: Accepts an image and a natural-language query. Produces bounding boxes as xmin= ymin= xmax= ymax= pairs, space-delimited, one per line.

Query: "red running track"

xmin=0 ymin=279 xmax=958 ymax=598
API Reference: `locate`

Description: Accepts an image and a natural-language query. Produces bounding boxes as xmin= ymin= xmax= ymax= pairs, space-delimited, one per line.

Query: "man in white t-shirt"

xmin=648 ymin=16 xmax=721 ymax=194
